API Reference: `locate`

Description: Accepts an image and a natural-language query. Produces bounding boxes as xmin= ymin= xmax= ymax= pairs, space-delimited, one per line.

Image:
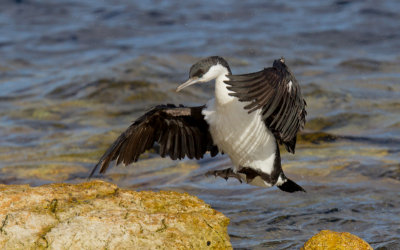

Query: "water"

xmin=1 ymin=0 xmax=400 ymax=249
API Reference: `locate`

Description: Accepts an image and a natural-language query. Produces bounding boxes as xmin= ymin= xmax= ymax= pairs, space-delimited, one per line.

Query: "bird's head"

xmin=176 ymin=56 xmax=231 ymax=92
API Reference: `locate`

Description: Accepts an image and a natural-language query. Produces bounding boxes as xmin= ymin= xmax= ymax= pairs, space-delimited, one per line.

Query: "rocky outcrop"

xmin=0 ymin=180 xmax=231 ymax=249
xmin=302 ymin=230 xmax=372 ymax=250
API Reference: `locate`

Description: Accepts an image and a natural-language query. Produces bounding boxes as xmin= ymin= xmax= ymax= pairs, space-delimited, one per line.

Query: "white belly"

xmin=202 ymin=98 xmax=277 ymax=176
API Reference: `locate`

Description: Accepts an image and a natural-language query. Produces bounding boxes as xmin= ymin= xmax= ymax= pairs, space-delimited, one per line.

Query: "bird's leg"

xmin=238 ymin=167 xmax=274 ymax=184
xmin=205 ymin=168 xmax=243 ymax=183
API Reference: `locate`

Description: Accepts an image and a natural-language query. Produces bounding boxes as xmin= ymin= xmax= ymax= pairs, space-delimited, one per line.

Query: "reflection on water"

xmin=1 ymin=0 xmax=400 ymax=249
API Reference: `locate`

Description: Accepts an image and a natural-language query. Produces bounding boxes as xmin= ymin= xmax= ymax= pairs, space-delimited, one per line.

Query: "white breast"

xmin=202 ymin=75 xmax=277 ymax=177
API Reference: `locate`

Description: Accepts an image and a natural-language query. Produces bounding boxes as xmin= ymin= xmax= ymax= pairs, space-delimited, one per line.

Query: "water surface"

xmin=1 ymin=1 xmax=400 ymax=249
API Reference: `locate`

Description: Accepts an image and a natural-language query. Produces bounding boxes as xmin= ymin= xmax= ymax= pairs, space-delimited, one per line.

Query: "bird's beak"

xmin=176 ymin=77 xmax=200 ymax=92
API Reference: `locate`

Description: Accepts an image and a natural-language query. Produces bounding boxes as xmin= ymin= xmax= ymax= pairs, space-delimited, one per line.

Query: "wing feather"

xmin=225 ymin=59 xmax=306 ymax=153
xmin=184 ymin=126 xmax=195 ymax=158
xmin=89 ymin=105 xmax=218 ymax=177
xmin=172 ymin=123 xmax=180 ymax=160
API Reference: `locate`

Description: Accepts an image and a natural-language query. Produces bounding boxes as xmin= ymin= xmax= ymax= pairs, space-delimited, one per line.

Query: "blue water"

xmin=1 ymin=0 xmax=400 ymax=248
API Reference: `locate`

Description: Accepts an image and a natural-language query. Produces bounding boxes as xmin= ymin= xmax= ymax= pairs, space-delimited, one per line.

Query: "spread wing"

xmin=89 ymin=104 xmax=218 ymax=177
xmin=225 ymin=59 xmax=306 ymax=153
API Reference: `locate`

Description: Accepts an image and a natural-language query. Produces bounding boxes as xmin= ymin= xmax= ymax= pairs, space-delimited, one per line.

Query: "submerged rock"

xmin=0 ymin=180 xmax=231 ymax=249
xmin=302 ymin=230 xmax=372 ymax=250
xmin=338 ymin=58 xmax=382 ymax=71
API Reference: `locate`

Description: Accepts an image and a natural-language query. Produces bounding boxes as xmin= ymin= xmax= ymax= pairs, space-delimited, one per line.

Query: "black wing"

xmin=89 ymin=104 xmax=218 ymax=177
xmin=225 ymin=59 xmax=306 ymax=153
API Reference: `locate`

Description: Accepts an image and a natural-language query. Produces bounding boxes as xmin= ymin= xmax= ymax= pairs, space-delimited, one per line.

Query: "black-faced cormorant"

xmin=90 ymin=56 xmax=307 ymax=193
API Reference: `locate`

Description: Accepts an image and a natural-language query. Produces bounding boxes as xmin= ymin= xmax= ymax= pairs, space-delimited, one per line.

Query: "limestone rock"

xmin=302 ymin=230 xmax=372 ymax=250
xmin=0 ymin=180 xmax=231 ymax=249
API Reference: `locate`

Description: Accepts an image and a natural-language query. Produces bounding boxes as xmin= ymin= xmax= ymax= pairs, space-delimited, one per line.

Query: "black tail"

xmin=277 ymin=178 xmax=306 ymax=193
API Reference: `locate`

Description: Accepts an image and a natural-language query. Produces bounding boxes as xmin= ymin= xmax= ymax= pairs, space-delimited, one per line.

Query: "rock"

xmin=302 ymin=230 xmax=372 ymax=250
xmin=0 ymin=180 xmax=231 ymax=249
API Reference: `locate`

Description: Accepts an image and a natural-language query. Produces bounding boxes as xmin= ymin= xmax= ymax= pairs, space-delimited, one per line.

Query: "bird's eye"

xmin=194 ymin=70 xmax=204 ymax=78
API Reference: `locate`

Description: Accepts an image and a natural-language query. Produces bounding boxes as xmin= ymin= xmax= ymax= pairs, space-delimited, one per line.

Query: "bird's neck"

xmin=214 ymin=69 xmax=234 ymax=106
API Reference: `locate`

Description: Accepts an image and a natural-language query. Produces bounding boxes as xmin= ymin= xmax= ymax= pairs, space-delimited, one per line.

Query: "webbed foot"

xmin=205 ymin=168 xmax=243 ymax=183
